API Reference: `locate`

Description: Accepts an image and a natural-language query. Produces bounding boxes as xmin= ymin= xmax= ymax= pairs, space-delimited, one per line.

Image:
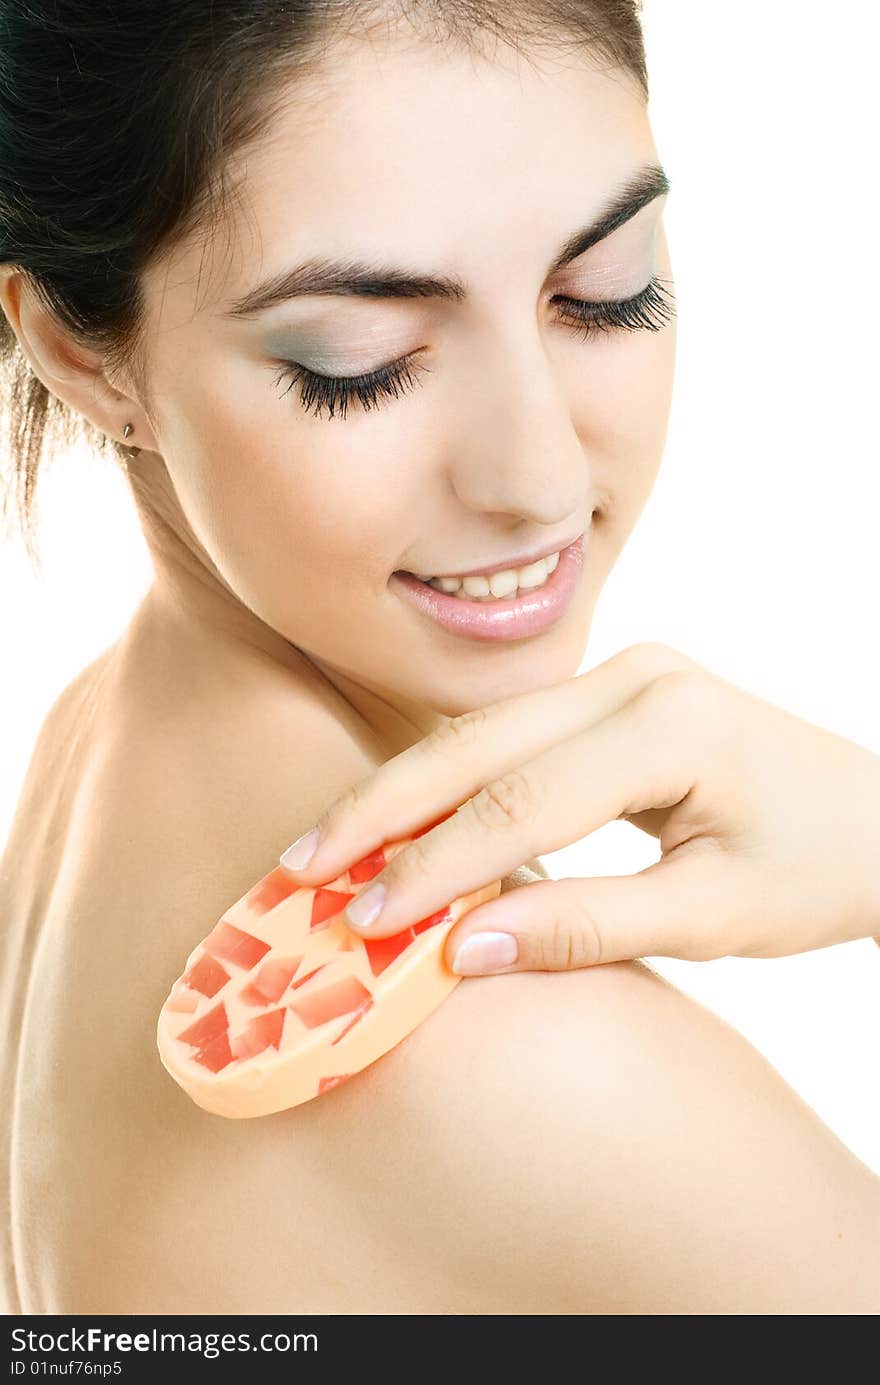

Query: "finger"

xmin=443 ymin=848 xmax=736 ymax=973
xmin=323 ymin=672 xmax=706 ymax=940
xmin=277 ymin=641 xmax=700 ymax=886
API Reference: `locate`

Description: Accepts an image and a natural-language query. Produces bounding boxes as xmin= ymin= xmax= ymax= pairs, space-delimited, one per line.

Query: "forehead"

xmin=146 ymin=33 xmax=655 ymax=323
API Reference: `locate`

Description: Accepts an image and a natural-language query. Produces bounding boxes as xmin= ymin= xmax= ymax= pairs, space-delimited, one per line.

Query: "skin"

xmin=2 ymin=30 xmax=879 ymax=1314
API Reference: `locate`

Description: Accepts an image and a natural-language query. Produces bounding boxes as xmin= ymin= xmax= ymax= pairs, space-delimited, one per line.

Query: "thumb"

xmin=446 ymin=850 xmax=730 ymax=974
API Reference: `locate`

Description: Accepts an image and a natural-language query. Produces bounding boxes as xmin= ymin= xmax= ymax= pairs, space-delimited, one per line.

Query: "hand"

xmin=277 ymin=643 xmax=880 ymax=975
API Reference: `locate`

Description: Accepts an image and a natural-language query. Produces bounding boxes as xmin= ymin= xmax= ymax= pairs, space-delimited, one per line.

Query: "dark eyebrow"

xmin=222 ymin=162 xmax=669 ymax=318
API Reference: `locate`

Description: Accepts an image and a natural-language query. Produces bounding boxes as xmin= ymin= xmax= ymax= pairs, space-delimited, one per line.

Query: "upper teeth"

xmin=413 ymin=549 xmax=560 ymax=598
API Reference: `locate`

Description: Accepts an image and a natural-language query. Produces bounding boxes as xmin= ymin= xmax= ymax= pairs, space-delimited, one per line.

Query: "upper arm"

xmin=317 ymin=955 xmax=880 ymax=1314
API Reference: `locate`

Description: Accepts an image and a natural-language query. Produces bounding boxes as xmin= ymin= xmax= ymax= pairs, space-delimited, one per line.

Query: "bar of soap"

xmin=156 ymin=812 xmax=502 ymax=1118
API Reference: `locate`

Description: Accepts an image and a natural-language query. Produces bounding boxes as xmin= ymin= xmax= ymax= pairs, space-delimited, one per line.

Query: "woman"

xmin=1 ymin=1 xmax=879 ymax=1315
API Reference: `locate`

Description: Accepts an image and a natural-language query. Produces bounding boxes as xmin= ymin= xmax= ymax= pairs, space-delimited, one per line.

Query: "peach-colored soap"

xmin=157 ymin=811 xmax=502 ymax=1118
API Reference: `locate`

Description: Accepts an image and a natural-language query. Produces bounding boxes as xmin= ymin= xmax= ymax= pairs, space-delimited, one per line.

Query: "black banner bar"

xmin=4 ymin=1315 xmax=559 ymax=1379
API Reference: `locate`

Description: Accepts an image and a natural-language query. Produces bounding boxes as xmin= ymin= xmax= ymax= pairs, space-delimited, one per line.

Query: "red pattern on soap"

xmin=239 ymin=956 xmax=302 ymax=1006
xmin=230 ymin=1008 xmax=286 ymax=1060
xmin=309 ymin=888 xmax=354 ymax=932
xmin=289 ymin=963 xmax=330 ymax=991
xmin=289 ymin=975 xmax=373 ymax=1030
xmin=330 ymin=998 xmax=374 ymax=1045
xmin=182 ymin=953 xmax=230 ymax=998
xmin=177 ymin=1001 xmax=229 ymax=1049
xmin=177 ymin=1002 xmax=235 ymax=1073
xmin=194 ymin=1030 xmax=235 ymax=1073
xmin=317 ymin=1074 xmax=352 ymax=1095
xmin=160 ymin=812 xmax=499 ymax=1113
xmin=364 ymin=905 xmax=452 ymax=976
xmin=348 ymin=846 xmax=386 ymax=884
xmin=246 ymin=867 xmax=301 ymax=916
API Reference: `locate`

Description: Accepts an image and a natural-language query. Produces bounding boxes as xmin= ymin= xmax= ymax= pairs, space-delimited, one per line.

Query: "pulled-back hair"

xmin=0 ymin=0 xmax=647 ymax=563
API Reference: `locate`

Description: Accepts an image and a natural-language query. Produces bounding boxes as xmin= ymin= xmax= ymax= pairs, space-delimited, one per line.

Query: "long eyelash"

xmin=270 ymin=355 xmax=430 ymax=422
xmin=553 ymin=274 xmax=676 ymax=340
xmin=272 ymin=274 xmax=676 ymax=420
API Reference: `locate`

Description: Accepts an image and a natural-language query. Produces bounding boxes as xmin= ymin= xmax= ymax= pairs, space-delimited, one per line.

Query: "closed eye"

xmin=552 ymin=273 xmax=676 ymax=340
xmin=270 ymin=274 xmax=675 ymax=421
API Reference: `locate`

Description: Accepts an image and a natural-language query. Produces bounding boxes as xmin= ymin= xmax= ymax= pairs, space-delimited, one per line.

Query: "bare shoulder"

xmin=3 ymin=648 xmax=112 ymax=819
xmin=0 ymin=647 xmax=119 ymax=919
xmin=14 ymin=651 xmax=880 ymax=1314
xmin=309 ymin=952 xmax=880 ymax=1314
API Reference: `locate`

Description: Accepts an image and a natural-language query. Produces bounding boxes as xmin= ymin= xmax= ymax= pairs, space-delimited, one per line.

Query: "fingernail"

xmin=280 ymin=827 xmax=320 ymax=871
xmin=345 ymin=881 xmax=386 ymax=931
xmin=451 ymin=932 xmax=518 ymax=975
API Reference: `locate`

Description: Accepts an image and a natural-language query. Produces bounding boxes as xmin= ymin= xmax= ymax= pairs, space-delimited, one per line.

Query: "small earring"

xmin=122 ymin=422 xmax=133 ymax=439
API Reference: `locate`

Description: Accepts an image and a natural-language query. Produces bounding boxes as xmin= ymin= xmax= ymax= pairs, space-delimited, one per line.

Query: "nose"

xmin=446 ymin=329 xmax=592 ymax=525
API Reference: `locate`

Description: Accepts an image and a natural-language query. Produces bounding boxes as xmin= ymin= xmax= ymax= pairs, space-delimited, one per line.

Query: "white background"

xmin=1 ymin=4 xmax=878 ymax=1171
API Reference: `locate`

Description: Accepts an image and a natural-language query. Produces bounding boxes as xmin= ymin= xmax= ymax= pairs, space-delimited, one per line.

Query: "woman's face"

xmin=133 ymin=33 xmax=675 ymax=725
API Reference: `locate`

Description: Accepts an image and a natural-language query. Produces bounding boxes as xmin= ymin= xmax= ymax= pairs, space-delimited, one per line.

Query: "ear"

xmin=0 ymin=265 xmax=160 ymax=452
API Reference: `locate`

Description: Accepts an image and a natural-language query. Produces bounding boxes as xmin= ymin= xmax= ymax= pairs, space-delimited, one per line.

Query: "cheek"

xmin=573 ymin=328 xmax=675 ymax=491
xmin=571 ymin=332 xmax=675 ymax=562
xmin=155 ymin=387 xmax=308 ymax=571
xmin=150 ymin=350 xmax=413 ymax=611
xmin=581 ymin=326 xmax=674 ymax=437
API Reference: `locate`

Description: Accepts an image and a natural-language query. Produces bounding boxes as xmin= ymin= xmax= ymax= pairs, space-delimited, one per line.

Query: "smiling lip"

xmin=400 ymin=532 xmax=584 ymax=581
xmin=390 ymin=530 xmax=586 ymax=643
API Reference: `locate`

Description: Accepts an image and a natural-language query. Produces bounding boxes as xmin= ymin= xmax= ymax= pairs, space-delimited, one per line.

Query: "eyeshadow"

xmin=262 ymin=314 xmax=418 ymax=373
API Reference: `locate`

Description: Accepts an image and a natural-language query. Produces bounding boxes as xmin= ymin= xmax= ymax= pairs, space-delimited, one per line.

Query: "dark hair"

xmin=0 ymin=0 xmax=647 ymax=565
